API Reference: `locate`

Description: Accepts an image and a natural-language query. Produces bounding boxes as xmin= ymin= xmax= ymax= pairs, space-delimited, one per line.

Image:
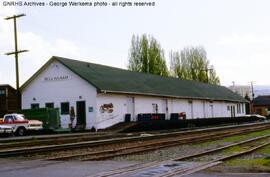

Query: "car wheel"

xmin=16 ymin=127 xmax=26 ymax=136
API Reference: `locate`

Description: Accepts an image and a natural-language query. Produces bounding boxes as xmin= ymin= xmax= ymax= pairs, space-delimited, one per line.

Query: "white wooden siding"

xmin=22 ymin=61 xmax=97 ymax=129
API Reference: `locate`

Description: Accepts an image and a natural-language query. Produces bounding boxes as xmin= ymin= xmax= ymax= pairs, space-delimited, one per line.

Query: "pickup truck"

xmin=0 ymin=114 xmax=43 ymax=136
xmin=0 ymin=125 xmax=13 ymax=135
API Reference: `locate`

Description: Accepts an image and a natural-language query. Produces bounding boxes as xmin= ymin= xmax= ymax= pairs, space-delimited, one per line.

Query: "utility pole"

xmin=202 ymin=67 xmax=213 ymax=83
xmin=250 ymin=81 xmax=255 ymax=114
xmin=232 ymin=81 xmax=235 ymax=92
xmin=5 ymin=13 xmax=28 ymax=109
xmin=251 ymin=81 xmax=255 ymax=100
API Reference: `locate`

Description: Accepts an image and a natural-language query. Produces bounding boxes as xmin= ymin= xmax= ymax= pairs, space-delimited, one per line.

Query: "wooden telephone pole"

xmin=5 ymin=14 xmax=28 ymax=109
xmin=202 ymin=67 xmax=213 ymax=83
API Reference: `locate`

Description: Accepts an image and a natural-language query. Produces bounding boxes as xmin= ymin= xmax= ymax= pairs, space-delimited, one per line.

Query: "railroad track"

xmin=0 ymin=121 xmax=266 ymax=149
xmin=90 ymin=134 xmax=270 ymax=177
xmin=48 ymin=124 xmax=270 ymax=161
xmin=0 ymin=132 xmax=138 ymax=150
xmin=0 ymin=122 xmax=269 ymax=158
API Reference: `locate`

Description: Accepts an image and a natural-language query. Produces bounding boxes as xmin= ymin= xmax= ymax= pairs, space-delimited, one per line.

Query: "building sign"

xmin=88 ymin=107 xmax=93 ymax=112
xmin=100 ymin=103 xmax=114 ymax=113
xmin=43 ymin=75 xmax=72 ymax=82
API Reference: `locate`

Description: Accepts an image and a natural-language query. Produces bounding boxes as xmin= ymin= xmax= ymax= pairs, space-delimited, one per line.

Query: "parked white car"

xmin=243 ymin=114 xmax=267 ymax=120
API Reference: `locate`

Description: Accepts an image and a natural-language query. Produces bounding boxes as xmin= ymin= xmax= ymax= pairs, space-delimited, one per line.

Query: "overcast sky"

xmin=1 ymin=0 xmax=269 ymax=88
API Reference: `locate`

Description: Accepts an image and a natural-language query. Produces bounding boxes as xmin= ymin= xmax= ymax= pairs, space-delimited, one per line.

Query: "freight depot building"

xmin=21 ymin=56 xmax=247 ymax=130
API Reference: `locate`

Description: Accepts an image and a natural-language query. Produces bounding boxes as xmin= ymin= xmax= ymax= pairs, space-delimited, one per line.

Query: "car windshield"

xmin=15 ymin=114 xmax=26 ymax=121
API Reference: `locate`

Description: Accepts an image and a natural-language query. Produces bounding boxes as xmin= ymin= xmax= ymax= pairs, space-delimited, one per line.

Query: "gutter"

xmin=100 ymin=90 xmax=248 ymax=103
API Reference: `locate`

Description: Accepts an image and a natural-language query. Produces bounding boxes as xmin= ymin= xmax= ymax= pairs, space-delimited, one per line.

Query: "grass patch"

xmin=226 ymin=158 xmax=270 ymax=167
xmin=220 ymin=144 xmax=270 ymax=172
xmin=257 ymin=144 xmax=270 ymax=154
xmin=222 ymin=140 xmax=270 ymax=155
xmin=192 ymin=129 xmax=270 ymax=148
xmin=221 ymin=129 xmax=270 ymax=143
xmin=31 ymin=136 xmax=38 ymax=141
xmin=222 ymin=146 xmax=243 ymax=155
xmin=221 ymin=158 xmax=270 ymax=172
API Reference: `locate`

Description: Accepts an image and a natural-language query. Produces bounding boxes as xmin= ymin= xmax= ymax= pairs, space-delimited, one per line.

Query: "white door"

xmin=231 ymin=105 xmax=236 ymax=117
xmin=162 ymin=99 xmax=168 ymax=119
xmin=188 ymin=101 xmax=194 ymax=119
xmin=210 ymin=105 xmax=214 ymax=118
xmin=127 ymin=97 xmax=135 ymax=121
xmin=203 ymin=101 xmax=206 ymax=118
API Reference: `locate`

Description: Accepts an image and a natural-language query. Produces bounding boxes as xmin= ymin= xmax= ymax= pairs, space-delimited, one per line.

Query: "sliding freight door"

xmin=127 ymin=97 xmax=135 ymax=121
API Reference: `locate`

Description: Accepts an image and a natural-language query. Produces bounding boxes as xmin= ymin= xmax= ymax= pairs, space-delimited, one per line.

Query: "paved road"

xmin=0 ymin=159 xmax=269 ymax=177
xmin=0 ymin=159 xmax=137 ymax=177
xmin=187 ymin=173 xmax=270 ymax=177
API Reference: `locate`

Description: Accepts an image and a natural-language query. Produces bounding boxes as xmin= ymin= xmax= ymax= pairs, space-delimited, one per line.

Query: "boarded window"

xmin=45 ymin=103 xmax=54 ymax=108
xmin=61 ymin=102 xmax=69 ymax=115
xmin=31 ymin=103 xmax=40 ymax=109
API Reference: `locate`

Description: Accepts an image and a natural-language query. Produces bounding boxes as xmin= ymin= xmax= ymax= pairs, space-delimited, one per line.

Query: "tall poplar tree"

xmin=170 ymin=46 xmax=220 ymax=85
xmin=128 ymin=34 xmax=168 ymax=76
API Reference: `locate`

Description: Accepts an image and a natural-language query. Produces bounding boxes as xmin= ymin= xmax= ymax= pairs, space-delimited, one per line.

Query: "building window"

xmin=61 ymin=102 xmax=70 ymax=115
xmin=0 ymin=90 xmax=5 ymax=96
xmin=152 ymin=103 xmax=158 ymax=113
xmin=227 ymin=106 xmax=230 ymax=111
xmin=45 ymin=102 xmax=54 ymax=108
xmin=31 ymin=103 xmax=40 ymax=109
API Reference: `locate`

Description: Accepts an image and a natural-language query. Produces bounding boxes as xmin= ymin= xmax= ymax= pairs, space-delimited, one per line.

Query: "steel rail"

xmin=0 ymin=133 xmax=137 ymax=149
xmin=91 ymin=134 xmax=270 ymax=177
xmin=0 ymin=121 xmax=267 ymax=145
xmin=0 ymin=123 xmax=269 ymax=158
xmin=48 ymin=130 xmax=239 ymax=161
xmin=49 ymin=125 xmax=269 ymax=161
xmin=159 ymin=141 xmax=270 ymax=177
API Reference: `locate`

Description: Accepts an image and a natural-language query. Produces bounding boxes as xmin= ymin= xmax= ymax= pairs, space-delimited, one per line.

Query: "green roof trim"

xmin=21 ymin=56 xmax=247 ymax=103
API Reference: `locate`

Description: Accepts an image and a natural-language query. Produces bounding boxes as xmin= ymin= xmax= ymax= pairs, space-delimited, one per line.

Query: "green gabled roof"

xmin=21 ymin=56 xmax=247 ymax=103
